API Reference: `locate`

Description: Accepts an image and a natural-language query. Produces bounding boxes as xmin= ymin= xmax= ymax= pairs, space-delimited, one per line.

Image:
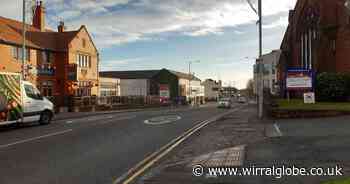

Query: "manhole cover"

xmin=144 ymin=115 xmax=181 ymax=125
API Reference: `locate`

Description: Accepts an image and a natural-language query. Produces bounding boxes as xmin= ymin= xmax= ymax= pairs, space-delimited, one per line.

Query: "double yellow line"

xmin=113 ymin=107 xmax=241 ymax=184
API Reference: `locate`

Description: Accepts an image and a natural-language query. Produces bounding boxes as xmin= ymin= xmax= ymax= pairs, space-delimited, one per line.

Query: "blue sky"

xmin=1 ymin=0 xmax=296 ymax=89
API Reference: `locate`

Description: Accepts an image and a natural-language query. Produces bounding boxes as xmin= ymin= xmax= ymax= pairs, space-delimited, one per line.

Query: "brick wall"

xmin=282 ymin=0 xmax=350 ymax=74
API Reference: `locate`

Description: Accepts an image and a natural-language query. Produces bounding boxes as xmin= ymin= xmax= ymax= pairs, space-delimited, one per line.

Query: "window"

xmin=77 ymin=54 xmax=92 ymax=68
xmin=42 ymin=51 xmax=50 ymax=63
xmin=41 ymin=81 xmax=53 ymax=97
xmin=24 ymin=84 xmax=41 ymax=100
xmin=74 ymin=81 xmax=91 ymax=96
xmin=331 ymin=39 xmax=336 ymax=53
xmin=82 ymin=38 xmax=86 ymax=48
xmin=11 ymin=46 xmax=30 ymax=61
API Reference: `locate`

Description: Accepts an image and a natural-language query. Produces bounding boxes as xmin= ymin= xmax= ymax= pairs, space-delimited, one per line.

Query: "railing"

xmin=69 ymin=96 xmax=162 ymax=107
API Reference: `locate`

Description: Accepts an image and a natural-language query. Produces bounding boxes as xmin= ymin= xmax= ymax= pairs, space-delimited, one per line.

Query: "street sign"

xmin=304 ymin=92 xmax=315 ymax=104
xmin=159 ymin=84 xmax=170 ymax=98
xmin=286 ymin=69 xmax=314 ymax=90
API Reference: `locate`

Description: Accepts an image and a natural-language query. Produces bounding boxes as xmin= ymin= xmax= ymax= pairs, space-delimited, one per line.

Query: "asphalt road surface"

xmin=0 ymin=104 xmax=237 ymax=184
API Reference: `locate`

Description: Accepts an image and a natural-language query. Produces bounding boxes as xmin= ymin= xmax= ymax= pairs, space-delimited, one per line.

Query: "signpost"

xmin=286 ymin=68 xmax=315 ymax=103
xmin=159 ymin=84 xmax=170 ymax=104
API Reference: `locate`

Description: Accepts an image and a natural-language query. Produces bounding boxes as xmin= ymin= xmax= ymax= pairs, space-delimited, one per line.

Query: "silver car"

xmin=217 ymin=98 xmax=232 ymax=108
xmin=238 ymin=96 xmax=247 ymax=103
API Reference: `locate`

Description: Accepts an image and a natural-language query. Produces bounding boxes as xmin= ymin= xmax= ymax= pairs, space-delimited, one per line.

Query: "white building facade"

xmin=120 ymin=79 xmax=150 ymax=96
xmin=254 ymin=50 xmax=281 ymax=95
xmin=201 ymin=79 xmax=222 ymax=101
xmin=99 ymin=77 xmax=121 ymax=96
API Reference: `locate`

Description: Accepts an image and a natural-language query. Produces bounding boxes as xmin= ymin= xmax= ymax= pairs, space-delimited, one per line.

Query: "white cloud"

xmin=0 ymin=0 xmax=297 ymax=47
xmin=100 ymin=58 xmax=145 ymax=71
xmin=263 ymin=16 xmax=289 ymax=29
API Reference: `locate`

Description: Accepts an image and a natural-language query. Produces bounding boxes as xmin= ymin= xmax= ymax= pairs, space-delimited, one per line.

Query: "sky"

xmin=0 ymin=0 xmax=297 ymax=89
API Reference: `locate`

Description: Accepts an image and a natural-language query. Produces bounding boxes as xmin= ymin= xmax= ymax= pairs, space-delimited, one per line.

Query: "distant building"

xmin=220 ymin=86 xmax=238 ymax=98
xmin=100 ymin=69 xmax=203 ymax=102
xmin=202 ymin=79 xmax=222 ymax=101
xmin=254 ymin=50 xmax=281 ymax=95
xmin=99 ymin=77 xmax=120 ymax=96
xmin=0 ymin=1 xmax=99 ymax=107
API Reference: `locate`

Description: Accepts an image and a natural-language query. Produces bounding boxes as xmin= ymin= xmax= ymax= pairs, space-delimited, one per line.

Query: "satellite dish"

xmin=345 ymin=0 xmax=350 ymax=14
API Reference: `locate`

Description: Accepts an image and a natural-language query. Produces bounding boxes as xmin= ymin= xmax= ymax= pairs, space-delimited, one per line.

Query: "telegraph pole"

xmin=258 ymin=0 xmax=264 ymax=119
xmin=22 ymin=0 xmax=26 ymax=80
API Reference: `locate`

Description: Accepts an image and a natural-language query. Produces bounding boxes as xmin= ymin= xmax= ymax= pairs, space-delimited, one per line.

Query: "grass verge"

xmin=276 ymin=99 xmax=350 ymax=111
xmin=322 ymin=178 xmax=350 ymax=184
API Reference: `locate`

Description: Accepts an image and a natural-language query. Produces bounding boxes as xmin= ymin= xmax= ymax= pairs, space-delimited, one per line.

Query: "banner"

xmin=286 ymin=69 xmax=314 ymax=90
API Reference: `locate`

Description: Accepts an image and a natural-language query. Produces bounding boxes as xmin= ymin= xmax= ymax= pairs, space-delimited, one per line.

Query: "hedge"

xmin=315 ymin=72 xmax=350 ymax=102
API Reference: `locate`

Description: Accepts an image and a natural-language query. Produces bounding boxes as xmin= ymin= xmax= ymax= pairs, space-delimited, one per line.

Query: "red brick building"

xmin=0 ymin=1 xmax=99 ymax=107
xmin=278 ymin=0 xmax=350 ymax=93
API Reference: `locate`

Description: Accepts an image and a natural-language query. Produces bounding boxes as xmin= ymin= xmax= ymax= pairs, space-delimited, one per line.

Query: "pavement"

xmin=135 ymin=107 xmax=350 ymax=184
xmin=0 ymin=102 xmax=232 ymax=184
xmin=137 ymin=104 xmax=266 ymax=184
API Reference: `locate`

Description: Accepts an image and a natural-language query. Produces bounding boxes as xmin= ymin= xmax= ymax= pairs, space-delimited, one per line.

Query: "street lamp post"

xmin=245 ymin=0 xmax=263 ymax=119
xmin=258 ymin=0 xmax=264 ymax=119
xmin=188 ymin=60 xmax=200 ymax=105
xmin=22 ymin=0 xmax=27 ymax=80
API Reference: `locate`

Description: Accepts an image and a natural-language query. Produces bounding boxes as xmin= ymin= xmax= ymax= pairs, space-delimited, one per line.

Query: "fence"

xmin=49 ymin=96 xmax=160 ymax=108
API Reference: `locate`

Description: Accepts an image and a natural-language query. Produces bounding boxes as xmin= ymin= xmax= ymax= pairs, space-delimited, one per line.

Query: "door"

xmin=23 ymin=84 xmax=43 ymax=122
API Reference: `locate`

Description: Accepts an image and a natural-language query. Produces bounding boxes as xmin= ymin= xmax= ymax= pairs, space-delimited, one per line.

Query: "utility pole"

xmin=188 ymin=61 xmax=191 ymax=104
xmin=22 ymin=0 xmax=27 ymax=80
xmin=258 ymin=0 xmax=264 ymax=119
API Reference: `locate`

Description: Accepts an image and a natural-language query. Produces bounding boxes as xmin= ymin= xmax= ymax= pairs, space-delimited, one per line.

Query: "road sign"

xmin=159 ymin=84 xmax=170 ymax=98
xmin=304 ymin=92 xmax=315 ymax=104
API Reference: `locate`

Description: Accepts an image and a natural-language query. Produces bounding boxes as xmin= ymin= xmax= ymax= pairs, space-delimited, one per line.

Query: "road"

xmin=0 ymin=104 xmax=236 ymax=184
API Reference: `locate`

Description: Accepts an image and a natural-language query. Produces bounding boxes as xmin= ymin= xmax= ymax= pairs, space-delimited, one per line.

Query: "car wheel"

xmin=39 ymin=111 xmax=52 ymax=125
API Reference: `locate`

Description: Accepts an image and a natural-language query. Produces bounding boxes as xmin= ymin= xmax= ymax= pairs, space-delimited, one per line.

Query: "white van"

xmin=0 ymin=72 xmax=54 ymax=126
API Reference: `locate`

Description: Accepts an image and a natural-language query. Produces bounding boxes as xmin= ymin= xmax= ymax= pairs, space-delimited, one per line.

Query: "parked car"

xmin=0 ymin=72 xmax=54 ymax=126
xmin=238 ymin=96 xmax=247 ymax=103
xmin=217 ymin=98 xmax=232 ymax=108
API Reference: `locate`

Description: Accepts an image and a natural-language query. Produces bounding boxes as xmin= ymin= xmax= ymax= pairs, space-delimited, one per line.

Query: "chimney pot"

xmin=58 ymin=21 xmax=65 ymax=32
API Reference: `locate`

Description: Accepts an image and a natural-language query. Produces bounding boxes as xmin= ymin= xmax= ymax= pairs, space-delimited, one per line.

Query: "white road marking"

xmin=66 ymin=120 xmax=74 ymax=124
xmin=144 ymin=115 xmax=182 ymax=125
xmin=0 ymin=129 xmax=73 ymax=149
xmin=274 ymin=123 xmax=283 ymax=137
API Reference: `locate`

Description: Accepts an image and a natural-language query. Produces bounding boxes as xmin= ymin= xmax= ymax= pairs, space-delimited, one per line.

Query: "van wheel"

xmin=39 ymin=111 xmax=52 ymax=125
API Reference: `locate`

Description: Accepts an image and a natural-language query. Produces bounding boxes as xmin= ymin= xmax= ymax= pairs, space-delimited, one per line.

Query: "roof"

xmin=100 ymin=69 xmax=201 ymax=81
xmin=0 ymin=16 xmax=79 ymax=51
xmin=99 ymin=70 xmax=160 ymax=79
xmin=168 ymin=70 xmax=201 ymax=81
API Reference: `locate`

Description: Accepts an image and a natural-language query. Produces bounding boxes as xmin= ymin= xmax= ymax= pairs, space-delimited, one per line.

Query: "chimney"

xmin=58 ymin=21 xmax=65 ymax=32
xmin=33 ymin=1 xmax=46 ymax=31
